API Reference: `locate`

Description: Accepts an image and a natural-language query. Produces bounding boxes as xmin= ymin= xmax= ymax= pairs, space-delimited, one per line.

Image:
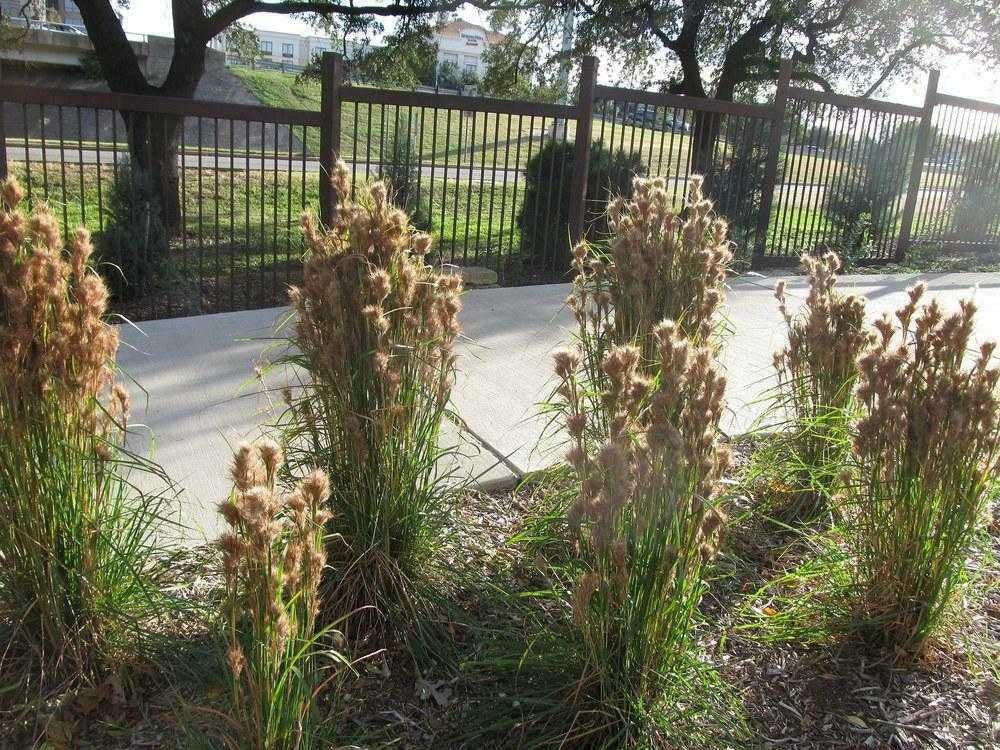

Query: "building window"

xmin=464 ymin=62 xmax=477 ymax=76
xmin=260 ymin=39 xmax=273 ymax=54
xmin=282 ymin=42 xmax=294 ymax=58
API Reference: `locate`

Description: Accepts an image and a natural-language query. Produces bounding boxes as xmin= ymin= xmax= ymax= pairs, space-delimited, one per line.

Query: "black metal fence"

xmin=1 ymin=56 xmax=998 ymax=321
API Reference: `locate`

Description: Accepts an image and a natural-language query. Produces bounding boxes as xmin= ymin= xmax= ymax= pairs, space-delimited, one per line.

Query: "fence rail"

xmin=2 ymin=55 xmax=999 ymax=321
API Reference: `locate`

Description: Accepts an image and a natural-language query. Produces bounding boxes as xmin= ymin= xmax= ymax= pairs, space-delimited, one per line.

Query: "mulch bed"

xmin=6 ymin=447 xmax=998 ymax=748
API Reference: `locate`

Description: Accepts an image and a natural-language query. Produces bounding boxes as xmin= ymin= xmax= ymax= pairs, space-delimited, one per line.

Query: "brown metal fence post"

xmin=896 ymin=69 xmax=939 ymax=261
xmin=753 ymin=59 xmax=792 ymax=264
xmin=319 ymin=52 xmax=343 ymax=227
xmin=568 ymin=56 xmax=598 ymax=246
xmin=0 ymin=61 xmax=8 ymax=181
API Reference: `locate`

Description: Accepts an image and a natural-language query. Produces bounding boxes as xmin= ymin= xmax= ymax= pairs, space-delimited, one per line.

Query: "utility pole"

xmin=553 ymin=5 xmax=574 ymax=139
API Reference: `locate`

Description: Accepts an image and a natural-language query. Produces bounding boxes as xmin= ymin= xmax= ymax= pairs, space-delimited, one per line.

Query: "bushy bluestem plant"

xmin=280 ymin=161 xmax=462 ymax=640
xmin=0 ymin=179 xmax=175 ymax=696
xmin=542 ymin=176 xmax=733 ymax=741
xmin=552 ymin=321 xmax=730 ymax=740
xmin=561 ymin=176 xmax=732 ymax=448
xmin=769 ymin=252 xmax=871 ymax=517
xmin=218 ymin=441 xmax=344 ymax=749
xmin=846 ymin=283 xmax=999 ymax=652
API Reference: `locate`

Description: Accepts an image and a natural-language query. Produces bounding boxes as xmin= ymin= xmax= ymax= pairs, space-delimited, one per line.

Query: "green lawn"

xmin=233 ymin=68 xmax=969 ymax=201
xmin=7 ymin=160 xmax=530 ymax=311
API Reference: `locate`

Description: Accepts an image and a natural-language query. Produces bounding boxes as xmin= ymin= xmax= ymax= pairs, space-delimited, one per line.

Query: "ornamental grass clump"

xmin=0 ymin=179 xmax=173 ymax=693
xmin=847 ymin=283 xmax=999 ymax=652
xmin=281 ymin=161 xmax=462 ymax=639
xmin=770 ymin=252 xmax=871 ymax=517
xmin=218 ymin=441 xmax=343 ymax=749
xmin=553 ymin=319 xmax=730 ymax=739
xmin=569 ymin=175 xmax=731 ymax=360
xmin=561 ymin=176 xmax=731 ymax=448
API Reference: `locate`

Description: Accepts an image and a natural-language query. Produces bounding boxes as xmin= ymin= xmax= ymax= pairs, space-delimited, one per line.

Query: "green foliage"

xmin=354 ymin=25 xmax=438 ymax=89
xmin=97 ymin=162 xmax=172 ymax=304
xmin=224 ymin=23 xmax=261 ymax=67
xmin=826 ymin=121 xmax=916 ymax=255
xmin=518 ymin=139 xmax=645 ymax=275
xmin=436 ymin=60 xmax=462 ymax=90
xmin=380 ymin=121 xmax=428 ymax=230
xmin=951 ymin=132 xmax=1000 ymax=240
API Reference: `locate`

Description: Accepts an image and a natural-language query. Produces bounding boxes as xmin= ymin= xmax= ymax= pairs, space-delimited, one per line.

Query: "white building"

xmin=209 ymin=27 xmax=365 ymax=71
xmin=210 ymin=18 xmax=502 ymax=81
xmin=433 ymin=19 xmax=502 ymax=81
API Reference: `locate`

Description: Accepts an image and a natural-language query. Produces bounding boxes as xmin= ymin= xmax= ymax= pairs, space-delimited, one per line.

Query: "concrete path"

xmin=117 ymin=271 xmax=1000 ymax=544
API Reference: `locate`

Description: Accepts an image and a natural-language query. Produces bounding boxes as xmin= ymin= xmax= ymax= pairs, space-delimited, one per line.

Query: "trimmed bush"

xmin=380 ymin=123 xmax=428 ymax=231
xmin=518 ymin=139 xmax=645 ymax=275
xmin=97 ymin=161 xmax=172 ymax=304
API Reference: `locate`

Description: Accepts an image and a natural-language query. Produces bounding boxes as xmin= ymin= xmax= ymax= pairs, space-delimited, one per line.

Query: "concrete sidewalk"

xmin=117 ymin=271 xmax=1000 ymax=544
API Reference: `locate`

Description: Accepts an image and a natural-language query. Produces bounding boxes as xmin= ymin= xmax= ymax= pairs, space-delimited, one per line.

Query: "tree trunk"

xmin=123 ymin=112 xmax=184 ymax=234
xmin=689 ymin=109 xmax=722 ymax=195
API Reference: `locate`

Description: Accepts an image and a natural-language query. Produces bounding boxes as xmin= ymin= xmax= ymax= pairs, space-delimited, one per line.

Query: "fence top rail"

xmin=0 ymin=83 xmax=323 ymax=126
xmin=339 ymin=84 xmax=578 ymax=119
xmin=593 ymin=84 xmax=778 ymax=120
xmin=787 ymin=86 xmax=923 ymax=117
xmin=933 ymin=92 xmax=1000 ymax=116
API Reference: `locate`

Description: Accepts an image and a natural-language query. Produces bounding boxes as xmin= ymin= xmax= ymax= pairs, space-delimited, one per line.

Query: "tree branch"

xmin=202 ymin=0 xmax=504 ymax=41
xmin=861 ymin=41 xmax=926 ymax=97
xmin=74 ymin=0 xmax=151 ymax=93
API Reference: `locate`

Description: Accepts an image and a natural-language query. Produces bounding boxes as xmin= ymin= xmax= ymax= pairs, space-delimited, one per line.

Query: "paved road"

xmin=117 ymin=272 xmax=1000 ymax=545
xmin=5 ymin=146 xmax=960 ymax=209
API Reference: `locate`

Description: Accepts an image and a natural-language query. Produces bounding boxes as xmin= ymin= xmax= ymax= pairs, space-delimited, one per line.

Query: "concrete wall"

xmin=2 ymin=38 xmax=302 ymax=152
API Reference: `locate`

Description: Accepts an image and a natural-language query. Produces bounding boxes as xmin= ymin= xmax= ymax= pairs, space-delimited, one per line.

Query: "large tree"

xmin=491 ymin=0 xmax=999 ymax=176
xmin=73 ymin=0 xmax=492 ymax=231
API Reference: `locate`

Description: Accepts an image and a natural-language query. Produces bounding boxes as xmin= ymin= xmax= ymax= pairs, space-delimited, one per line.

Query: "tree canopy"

xmin=489 ymin=0 xmax=1000 ymax=102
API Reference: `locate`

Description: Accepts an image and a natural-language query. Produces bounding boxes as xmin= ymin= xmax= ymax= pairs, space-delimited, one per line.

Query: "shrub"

xmin=769 ymin=252 xmax=870 ymax=517
xmin=380 ymin=124 xmax=428 ymax=231
xmin=950 ymin=133 xmax=1000 ymax=240
xmin=553 ymin=325 xmax=729 ymax=739
xmin=846 ymin=283 xmax=999 ymax=652
xmin=280 ymin=162 xmax=462 ymax=640
xmin=825 ymin=123 xmax=915 ymax=257
xmin=518 ymin=139 xmax=645 ymax=276
xmin=97 ymin=161 xmax=172 ymax=304
xmin=436 ymin=61 xmax=462 ymax=90
xmin=218 ymin=441 xmax=343 ymax=749
xmin=710 ymin=135 xmax=767 ymax=260
xmin=0 ymin=180 xmax=174 ymax=694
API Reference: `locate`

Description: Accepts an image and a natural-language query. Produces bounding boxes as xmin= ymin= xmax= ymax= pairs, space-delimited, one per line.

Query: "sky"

xmin=119 ymin=0 xmax=1000 ymax=107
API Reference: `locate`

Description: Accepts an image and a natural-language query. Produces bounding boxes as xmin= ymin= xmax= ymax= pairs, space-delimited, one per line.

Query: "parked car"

xmin=622 ymin=106 xmax=658 ymax=128
xmin=662 ymin=115 xmax=690 ymax=133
